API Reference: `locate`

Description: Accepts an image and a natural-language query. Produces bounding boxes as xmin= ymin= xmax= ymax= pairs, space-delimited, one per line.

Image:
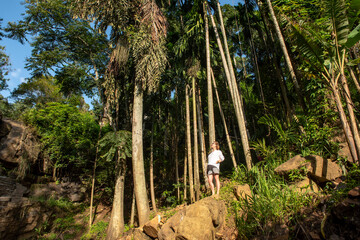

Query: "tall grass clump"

xmin=232 ymin=164 xmax=313 ymax=238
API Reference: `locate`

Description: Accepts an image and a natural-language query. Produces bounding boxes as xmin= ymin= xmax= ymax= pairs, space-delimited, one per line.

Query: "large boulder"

xmin=176 ymin=204 xmax=215 ymax=240
xmin=274 ymin=155 xmax=310 ymax=176
xmin=275 ymin=155 xmax=343 ymax=183
xmin=157 ymin=197 xmax=226 ymax=240
xmin=306 ymin=155 xmax=343 ymax=183
xmin=0 ymin=120 xmax=41 ymax=172
xmin=289 ymin=177 xmax=320 ymax=194
xmin=143 ymin=215 xmax=161 ymax=238
xmin=233 ymin=184 xmax=252 ymax=201
xmin=157 ymin=209 xmax=184 ymax=240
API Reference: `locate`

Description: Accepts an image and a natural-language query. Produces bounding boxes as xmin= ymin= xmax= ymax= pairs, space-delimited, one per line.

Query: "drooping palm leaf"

xmin=326 ymin=0 xmax=349 ymax=46
xmin=346 ymin=23 xmax=360 ymax=48
xmin=289 ymin=23 xmax=324 ymax=70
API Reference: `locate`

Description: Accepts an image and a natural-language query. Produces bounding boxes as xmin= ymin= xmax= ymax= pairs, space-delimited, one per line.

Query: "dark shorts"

xmin=207 ymin=165 xmax=219 ymax=175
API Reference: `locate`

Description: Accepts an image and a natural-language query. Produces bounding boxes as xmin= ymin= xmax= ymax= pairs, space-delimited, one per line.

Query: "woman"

xmin=207 ymin=141 xmax=225 ymax=196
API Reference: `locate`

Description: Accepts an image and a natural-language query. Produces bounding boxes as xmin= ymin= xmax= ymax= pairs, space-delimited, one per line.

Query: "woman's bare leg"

xmin=208 ymin=174 xmax=215 ymax=195
xmin=214 ymin=174 xmax=220 ymax=195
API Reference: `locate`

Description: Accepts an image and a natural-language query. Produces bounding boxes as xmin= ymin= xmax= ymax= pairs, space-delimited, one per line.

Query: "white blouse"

xmin=208 ymin=150 xmax=225 ymax=169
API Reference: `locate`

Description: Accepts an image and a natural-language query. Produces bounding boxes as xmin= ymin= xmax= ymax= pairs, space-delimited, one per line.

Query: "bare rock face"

xmin=176 ymin=204 xmax=214 ymax=240
xmin=274 ymin=155 xmax=310 ymax=176
xmin=338 ymin=143 xmax=353 ymax=163
xmin=290 ymin=177 xmax=320 ymax=193
xmin=0 ymin=176 xmax=51 ymax=240
xmin=348 ymin=186 xmax=360 ymax=198
xmin=157 ymin=209 xmax=184 ymax=240
xmin=306 ymin=155 xmax=343 ymax=183
xmin=157 ymin=197 xmax=226 ymax=240
xmin=31 ymin=181 xmax=86 ymax=202
xmin=0 ymin=119 xmax=41 ymax=170
xmin=275 ymin=155 xmax=343 ymax=184
xmin=143 ymin=215 xmax=161 ymax=238
xmin=233 ymin=184 xmax=251 ymax=201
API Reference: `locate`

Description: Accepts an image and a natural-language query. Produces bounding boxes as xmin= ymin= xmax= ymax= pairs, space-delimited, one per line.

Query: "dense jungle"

xmin=0 ymin=0 xmax=360 ymax=239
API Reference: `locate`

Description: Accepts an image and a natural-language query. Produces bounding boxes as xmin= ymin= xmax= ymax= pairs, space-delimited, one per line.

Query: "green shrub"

xmin=81 ymin=221 xmax=108 ymax=240
xmin=23 ymin=102 xmax=99 ymax=179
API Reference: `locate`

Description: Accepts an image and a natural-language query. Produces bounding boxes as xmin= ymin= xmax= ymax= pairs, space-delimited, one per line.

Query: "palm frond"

xmin=139 ymin=0 xmax=168 ymax=43
xmin=289 ymin=23 xmax=324 ymax=69
xmin=326 ymin=0 xmax=349 ymax=46
xmin=346 ymin=23 xmax=360 ymax=48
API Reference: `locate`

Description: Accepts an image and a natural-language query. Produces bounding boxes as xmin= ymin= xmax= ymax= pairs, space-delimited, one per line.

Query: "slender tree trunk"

xmin=183 ymin=153 xmax=188 ymax=200
xmin=192 ymin=78 xmax=200 ymax=201
xmin=265 ymin=0 xmax=306 ymax=111
xmin=208 ymin=5 xmax=252 ymax=170
xmin=211 ymin=69 xmax=237 ymax=168
xmin=89 ymin=120 xmax=104 ymax=228
xmin=174 ymin=132 xmax=180 ymax=200
xmin=332 ymin=84 xmax=358 ymax=162
xmin=132 ymin=81 xmax=150 ymax=226
xmin=341 ymin=74 xmax=360 ymax=159
xmin=185 ymin=84 xmax=194 ymax=202
xmin=258 ymin=2 xmax=292 ymax=120
xmin=130 ymin=191 xmax=136 ymax=227
xmin=204 ymin=2 xmax=215 ymax=145
xmin=345 ymin=58 xmax=360 ymax=93
xmin=150 ymin=119 xmax=157 ymax=213
xmin=232 ymin=118 xmax=240 ymax=161
xmin=174 ymin=87 xmax=180 ymax=200
xmin=106 ymin=152 xmax=126 ymax=239
xmin=196 ymin=87 xmax=209 ymax=188
xmin=243 ymin=1 xmax=266 ymax=111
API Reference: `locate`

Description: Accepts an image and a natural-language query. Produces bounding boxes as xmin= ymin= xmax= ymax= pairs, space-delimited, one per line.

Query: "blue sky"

xmin=1 ymin=0 xmax=31 ymax=99
xmin=0 ymin=0 xmax=241 ymax=101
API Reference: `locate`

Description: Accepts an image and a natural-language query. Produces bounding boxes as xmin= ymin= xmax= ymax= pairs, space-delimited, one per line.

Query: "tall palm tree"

xmin=208 ymin=4 xmax=253 ymax=170
xmin=204 ymin=1 xmax=216 ymax=145
xmin=71 ymin=0 xmax=168 ymax=236
xmin=265 ymin=0 xmax=306 ymax=111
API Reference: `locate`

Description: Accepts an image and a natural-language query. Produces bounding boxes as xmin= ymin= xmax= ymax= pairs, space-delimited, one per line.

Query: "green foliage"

xmin=256 ymin=113 xmax=339 ymax=160
xmin=32 ymin=197 xmax=86 ymax=239
xmin=81 ymin=221 xmax=108 ymax=240
xmin=324 ymin=163 xmax=360 ymax=207
xmin=0 ymin=95 xmax=32 ymax=120
xmin=0 ymin=45 xmax=10 ymax=90
xmin=11 ymin=76 xmax=64 ymax=107
xmin=6 ymin=0 xmax=109 ymax=97
xmin=23 ymin=102 xmax=99 ymax=178
xmin=294 ymin=115 xmax=339 ymax=158
xmin=231 ymin=164 xmax=313 ymax=238
xmin=161 ymin=189 xmax=178 ymax=207
xmin=98 ymin=130 xmax=132 ymax=162
xmin=288 ymin=166 xmax=307 ymax=182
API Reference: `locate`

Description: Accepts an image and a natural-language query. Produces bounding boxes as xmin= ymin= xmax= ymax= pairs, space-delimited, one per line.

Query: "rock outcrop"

xmin=0 ymin=175 xmax=86 ymax=239
xmin=158 ymin=197 xmax=226 ymax=240
xmin=274 ymin=154 xmax=343 ymax=192
xmin=31 ymin=181 xmax=86 ymax=202
xmin=0 ymin=119 xmax=41 ymax=174
xmin=0 ymin=175 xmax=51 ymax=239
xmin=233 ymin=184 xmax=251 ymax=201
xmin=124 ymin=196 xmax=226 ymax=240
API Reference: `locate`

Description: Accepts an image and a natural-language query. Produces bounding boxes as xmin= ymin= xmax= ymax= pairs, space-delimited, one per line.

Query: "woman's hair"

xmin=213 ymin=141 xmax=220 ymax=150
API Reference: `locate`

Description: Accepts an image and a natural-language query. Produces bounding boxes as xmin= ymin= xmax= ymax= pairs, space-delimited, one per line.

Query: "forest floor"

xmin=50 ymin=176 xmax=359 ymax=240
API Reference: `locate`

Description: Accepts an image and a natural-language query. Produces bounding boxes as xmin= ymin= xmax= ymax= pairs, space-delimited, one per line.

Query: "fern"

xmin=98 ymin=130 xmax=132 ymax=162
xmin=258 ymin=115 xmax=297 ymax=145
